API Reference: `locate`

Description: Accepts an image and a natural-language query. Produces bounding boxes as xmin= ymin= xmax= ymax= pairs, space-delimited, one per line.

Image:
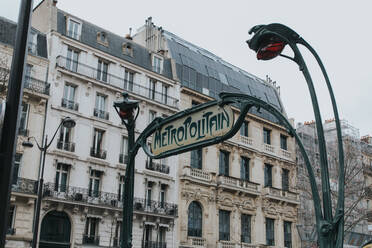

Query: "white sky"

xmin=2 ymin=0 xmax=372 ymax=136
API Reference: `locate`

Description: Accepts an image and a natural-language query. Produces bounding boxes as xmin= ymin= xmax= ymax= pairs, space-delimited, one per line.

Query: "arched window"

xmin=40 ymin=211 xmax=71 ymax=248
xmin=188 ymin=201 xmax=202 ymax=237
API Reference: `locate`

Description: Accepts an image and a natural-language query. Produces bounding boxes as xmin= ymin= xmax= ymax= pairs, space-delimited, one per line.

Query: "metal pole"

xmin=0 ymin=0 xmax=34 ymax=246
xmin=32 ymin=136 xmax=47 ymax=248
xmin=121 ymin=122 xmax=136 ymax=248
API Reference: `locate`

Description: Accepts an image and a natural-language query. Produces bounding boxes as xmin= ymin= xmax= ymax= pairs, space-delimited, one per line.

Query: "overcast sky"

xmin=2 ymin=0 xmax=372 ymax=137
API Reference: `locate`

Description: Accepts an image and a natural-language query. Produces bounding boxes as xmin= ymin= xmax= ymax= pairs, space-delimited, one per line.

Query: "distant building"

xmin=0 ymin=16 xmax=50 ymax=248
xmin=134 ymin=17 xmax=300 ymax=248
xmin=296 ymin=119 xmax=371 ymax=247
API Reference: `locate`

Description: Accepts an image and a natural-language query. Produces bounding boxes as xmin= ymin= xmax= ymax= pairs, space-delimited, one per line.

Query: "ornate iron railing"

xmin=142 ymin=240 xmax=167 ymax=248
xmin=90 ymin=147 xmax=107 ymax=159
xmin=146 ymin=160 xmax=170 ymax=174
xmin=24 ymin=76 xmax=50 ymax=95
xmin=93 ymin=108 xmax=109 ymax=120
xmin=133 ymin=197 xmax=177 ymax=217
xmin=56 ymin=56 xmax=178 ymax=108
xmin=61 ymin=98 xmax=79 ymax=111
xmin=82 ymin=234 xmax=99 ymax=245
xmin=11 ymin=177 xmax=38 ymax=194
xmin=57 ymin=140 xmax=75 ymax=152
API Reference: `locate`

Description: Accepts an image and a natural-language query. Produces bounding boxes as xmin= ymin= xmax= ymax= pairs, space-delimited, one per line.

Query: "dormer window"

xmin=122 ymin=42 xmax=133 ymax=56
xmin=97 ymin=32 xmax=108 ymax=46
xmin=66 ymin=17 xmax=81 ymax=40
xmin=152 ymin=55 xmax=163 ymax=74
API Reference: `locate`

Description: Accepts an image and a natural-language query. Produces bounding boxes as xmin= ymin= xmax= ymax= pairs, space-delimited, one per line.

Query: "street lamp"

xmin=247 ymin=23 xmax=345 ymax=248
xmin=22 ymin=116 xmax=76 ymax=248
xmin=113 ymin=92 xmax=139 ymax=248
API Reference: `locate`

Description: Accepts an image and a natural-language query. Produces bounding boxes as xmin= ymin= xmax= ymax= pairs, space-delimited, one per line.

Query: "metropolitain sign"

xmin=151 ymin=104 xmax=234 ymax=156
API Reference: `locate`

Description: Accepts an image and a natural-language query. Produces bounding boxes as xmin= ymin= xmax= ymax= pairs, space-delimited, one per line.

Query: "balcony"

xmin=263 ymin=143 xmax=275 ymax=154
xmin=217 ymin=175 xmax=260 ymax=196
xmin=218 ymin=240 xmax=233 ymax=248
xmin=82 ymin=234 xmax=99 ymax=245
xmin=281 ymin=149 xmax=292 ymax=159
xmin=239 ymin=135 xmax=253 ymax=147
xmin=24 ymin=76 xmax=50 ymax=95
xmin=56 ymin=56 xmax=178 ymax=108
xmin=90 ymin=147 xmax=107 ymax=159
xmin=263 ymin=187 xmax=299 ymax=204
xmin=133 ymin=197 xmax=178 ymax=217
xmin=187 ymin=237 xmax=206 ymax=247
xmin=18 ymin=127 xmax=29 ymax=137
xmin=93 ymin=108 xmax=109 ymax=120
xmin=43 ymin=183 xmax=122 ymax=208
xmin=146 ymin=160 xmax=170 ymax=174
xmin=57 ymin=140 xmax=75 ymax=152
xmin=142 ymin=241 xmax=167 ymax=248
xmin=182 ymin=167 xmax=213 ymax=184
xmin=11 ymin=177 xmax=38 ymax=195
xmin=61 ymin=98 xmax=79 ymax=111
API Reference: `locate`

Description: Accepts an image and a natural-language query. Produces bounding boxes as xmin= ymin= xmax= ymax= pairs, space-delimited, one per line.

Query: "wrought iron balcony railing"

xmin=90 ymin=147 xmax=107 ymax=159
xmin=43 ymin=183 xmax=121 ymax=208
xmin=42 ymin=183 xmax=178 ymax=216
xmin=56 ymin=56 xmax=178 ymax=108
xmin=93 ymin=108 xmax=109 ymax=120
xmin=82 ymin=234 xmax=100 ymax=245
xmin=57 ymin=140 xmax=75 ymax=152
xmin=11 ymin=177 xmax=38 ymax=194
xmin=24 ymin=76 xmax=50 ymax=95
xmin=142 ymin=240 xmax=167 ymax=248
xmin=133 ymin=197 xmax=177 ymax=217
xmin=146 ymin=160 xmax=170 ymax=174
xmin=61 ymin=98 xmax=79 ymax=111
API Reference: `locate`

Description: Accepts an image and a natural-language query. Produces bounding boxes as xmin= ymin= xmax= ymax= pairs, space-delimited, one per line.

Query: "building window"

xmin=266 ymin=218 xmax=275 ymax=246
xmin=62 ymin=84 xmax=78 ymax=111
xmin=66 ymin=48 xmax=79 ymax=72
xmin=58 ymin=120 xmax=74 ymax=152
xmin=55 ymin=163 xmax=69 ymax=192
xmin=188 ymin=201 xmax=202 ymax=237
xmin=91 ymin=129 xmax=105 ymax=159
xmin=284 ymin=221 xmax=292 ymax=248
xmin=28 ymin=30 xmax=37 ymax=54
xmin=124 ymin=70 xmax=134 ymax=91
xmin=88 ymin=170 xmax=102 ymax=197
xmin=7 ymin=205 xmax=15 ymax=235
xmin=149 ymin=79 xmax=156 ymax=100
xmin=114 ymin=221 xmax=122 ymax=247
xmin=119 ymin=136 xmax=128 ymax=164
xmin=240 ymin=121 xmax=249 ymax=137
xmin=96 ymin=59 xmax=108 ymax=82
xmin=24 ymin=63 xmax=32 ymax=85
xmin=94 ymin=94 xmax=108 ymax=120
xmin=219 ymin=210 xmax=230 ymax=241
xmin=263 ymin=128 xmax=271 ymax=145
xmin=118 ymin=175 xmax=125 ymax=202
xmin=159 ymin=227 xmax=166 ymax=246
xmin=144 ymin=225 xmax=153 ymax=244
xmin=149 ymin=110 xmax=157 ymax=124
xmin=280 ymin=134 xmax=288 ymax=150
xmin=67 ymin=19 xmax=80 ymax=40
xmin=84 ymin=217 xmax=99 ymax=244
xmin=152 ymin=56 xmax=163 ymax=74
xmin=122 ymin=42 xmax=133 ymax=56
xmin=240 ymin=157 xmax=250 ymax=181
xmin=161 ymin=84 xmax=168 ymax=104
xmin=241 ymin=214 xmax=251 ymax=243
xmin=19 ymin=102 xmax=29 ymax=136
xmin=97 ymin=32 xmax=108 ymax=45
xmin=282 ymin=169 xmax=289 ymax=191
xmin=219 ymin=150 xmax=230 ymax=176
xmin=12 ymin=154 xmax=22 ymax=185
xmin=190 ymin=149 xmax=202 ymax=169
xmin=160 ymin=184 xmax=166 ymax=208
xmin=264 ymin=164 xmax=273 ymax=187
xmin=145 ymin=182 xmax=153 ymax=207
